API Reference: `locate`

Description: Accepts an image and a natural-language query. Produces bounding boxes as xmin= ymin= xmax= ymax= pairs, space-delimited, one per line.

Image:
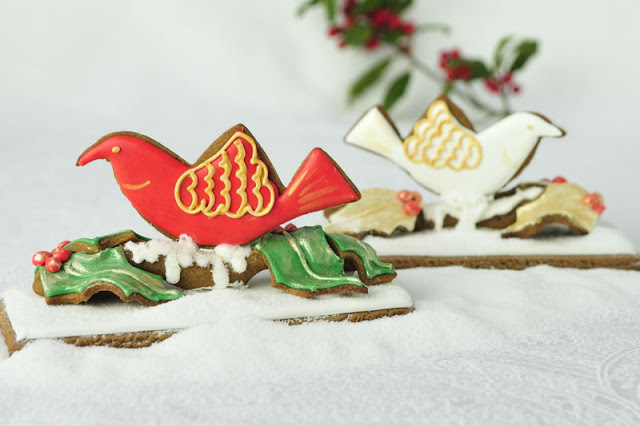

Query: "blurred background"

xmin=1 ymin=0 xmax=639 ymax=273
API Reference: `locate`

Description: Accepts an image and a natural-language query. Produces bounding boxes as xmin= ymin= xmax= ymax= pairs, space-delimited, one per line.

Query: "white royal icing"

xmin=424 ymin=185 xmax=544 ymax=230
xmin=363 ymin=221 xmax=638 ymax=257
xmin=2 ymin=272 xmax=413 ymax=340
xmin=345 ymin=103 xmax=563 ymax=228
xmin=124 ymin=235 xmax=252 ymax=288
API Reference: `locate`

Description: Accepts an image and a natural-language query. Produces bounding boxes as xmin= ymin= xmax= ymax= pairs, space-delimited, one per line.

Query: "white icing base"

xmin=364 ymin=221 xmax=638 ymax=257
xmin=2 ymin=272 xmax=413 ymax=340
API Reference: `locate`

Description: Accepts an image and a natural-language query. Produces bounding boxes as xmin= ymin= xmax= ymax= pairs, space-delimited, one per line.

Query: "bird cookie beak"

xmin=548 ymin=124 xmax=566 ymax=138
xmin=76 ymin=148 xmax=97 ymax=166
xmin=76 ymin=142 xmax=110 ymax=166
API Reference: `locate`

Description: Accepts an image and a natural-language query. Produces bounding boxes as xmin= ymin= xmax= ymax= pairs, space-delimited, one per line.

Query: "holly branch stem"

xmin=397 ymin=48 xmax=511 ymax=118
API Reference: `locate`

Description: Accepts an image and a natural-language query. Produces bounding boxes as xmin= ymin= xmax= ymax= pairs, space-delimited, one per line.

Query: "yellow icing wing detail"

xmin=402 ymin=100 xmax=482 ymax=171
xmin=174 ymin=132 xmax=276 ymax=218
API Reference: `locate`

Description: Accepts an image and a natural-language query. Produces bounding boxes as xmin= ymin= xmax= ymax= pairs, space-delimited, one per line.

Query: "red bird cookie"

xmin=77 ymin=125 xmax=360 ymax=246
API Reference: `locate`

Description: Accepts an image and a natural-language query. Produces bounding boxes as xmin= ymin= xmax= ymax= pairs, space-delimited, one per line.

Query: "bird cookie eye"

xmin=527 ymin=124 xmax=534 ymax=130
xmin=112 ymin=146 xmax=121 ymax=153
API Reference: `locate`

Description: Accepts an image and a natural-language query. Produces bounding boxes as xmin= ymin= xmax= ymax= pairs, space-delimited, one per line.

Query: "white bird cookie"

xmin=345 ymin=96 xmax=565 ymax=229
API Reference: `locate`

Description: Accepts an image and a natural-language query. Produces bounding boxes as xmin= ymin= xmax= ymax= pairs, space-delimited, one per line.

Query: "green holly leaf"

xmin=322 ymin=0 xmax=337 ymax=21
xmin=380 ymin=29 xmax=406 ymax=43
xmin=468 ymin=60 xmax=491 ymax=79
xmin=343 ymin=23 xmax=374 ymax=45
xmin=391 ymin=0 xmax=413 ymax=13
xmin=297 ymin=0 xmax=337 ymax=22
xmin=509 ymin=40 xmax=538 ymax=72
xmin=442 ymin=83 xmax=453 ymax=96
xmin=383 ymin=72 xmax=411 ymax=110
xmin=297 ymin=0 xmax=320 ymax=17
xmin=354 ymin=0 xmax=384 ymax=14
xmin=494 ymin=35 xmax=513 ymax=68
xmin=349 ymin=58 xmax=393 ymax=103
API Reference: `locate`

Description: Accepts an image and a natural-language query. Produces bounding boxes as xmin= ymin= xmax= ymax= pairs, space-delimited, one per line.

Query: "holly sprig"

xmin=298 ymin=0 xmax=538 ymax=117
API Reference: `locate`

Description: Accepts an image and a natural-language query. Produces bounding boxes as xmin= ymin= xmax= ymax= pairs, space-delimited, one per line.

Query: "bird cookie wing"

xmin=174 ymin=131 xmax=278 ymax=219
xmin=402 ymin=99 xmax=482 ymax=170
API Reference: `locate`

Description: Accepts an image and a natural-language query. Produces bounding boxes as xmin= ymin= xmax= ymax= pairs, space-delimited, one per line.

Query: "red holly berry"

xmin=273 ymin=226 xmax=284 ymax=234
xmin=57 ymin=240 xmax=71 ymax=249
xmin=32 ymin=251 xmax=52 ymax=266
xmin=370 ymin=9 xmax=390 ymax=27
xmin=403 ymin=201 xmax=421 ymax=216
xmin=364 ymin=37 xmax=380 ymax=50
xmin=284 ymin=223 xmax=298 ymax=232
xmin=45 ymin=257 xmax=62 ymax=273
xmin=512 ymin=84 xmax=521 ymax=94
xmin=592 ymin=203 xmax=606 ymax=215
xmin=328 ymin=26 xmax=341 ymax=37
xmin=387 ymin=14 xmax=401 ymax=29
xmin=52 ymin=247 xmax=71 ymax=262
xmin=501 ymin=73 xmax=512 ymax=83
xmin=446 ymin=70 xmax=458 ymax=82
xmin=484 ymin=78 xmax=500 ymax=93
xmin=402 ymin=23 xmax=416 ymax=35
xmin=551 ymin=176 xmax=567 ymax=184
xmin=338 ymin=40 xmax=347 ymax=49
xmin=450 ymin=49 xmax=460 ymax=59
xmin=343 ymin=0 xmax=356 ymax=15
xmin=344 ymin=16 xmax=355 ymax=28
xmin=458 ymin=66 xmax=471 ymax=81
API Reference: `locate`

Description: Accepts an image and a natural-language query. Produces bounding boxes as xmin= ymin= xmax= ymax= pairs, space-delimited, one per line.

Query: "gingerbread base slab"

xmin=365 ymin=221 xmax=639 ymax=270
xmin=0 ymin=271 xmax=413 ymax=354
xmin=383 ymin=254 xmax=640 ymax=271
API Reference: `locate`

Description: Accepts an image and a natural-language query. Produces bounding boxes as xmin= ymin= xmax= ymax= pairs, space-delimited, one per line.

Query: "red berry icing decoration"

xmin=45 ymin=257 xmax=62 ymax=273
xmin=52 ymin=247 xmax=72 ymax=262
xmin=273 ymin=226 xmax=284 ymax=234
xmin=551 ymin=176 xmax=567 ymax=184
xmin=397 ymin=190 xmax=422 ymax=203
xmin=397 ymin=190 xmax=423 ymax=216
xmin=32 ymin=251 xmax=52 ymax=266
xmin=584 ymin=192 xmax=605 ymax=215
xmin=284 ymin=223 xmax=298 ymax=232
xmin=32 ymin=239 xmax=74 ymax=271
xmin=403 ymin=201 xmax=421 ymax=216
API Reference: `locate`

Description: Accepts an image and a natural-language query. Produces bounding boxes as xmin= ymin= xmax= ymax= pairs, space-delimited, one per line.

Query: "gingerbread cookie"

xmin=1 ymin=126 xmax=413 ymax=355
xmin=345 ymin=95 xmax=564 ymax=229
xmin=331 ymin=97 xmax=639 ymax=270
xmin=77 ymin=125 xmax=361 ymax=246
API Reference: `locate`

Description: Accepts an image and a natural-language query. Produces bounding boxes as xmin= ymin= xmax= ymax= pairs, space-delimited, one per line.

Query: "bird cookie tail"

xmin=281 ymin=149 xmax=360 ymax=216
xmin=344 ymin=105 xmax=404 ymax=160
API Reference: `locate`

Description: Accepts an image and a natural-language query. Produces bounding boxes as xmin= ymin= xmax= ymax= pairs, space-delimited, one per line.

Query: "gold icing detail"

xmin=122 ymin=180 xmax=150 ymax=191
xmin=506 ymin=183 xmax=599 ymax=234
xmin=402 ymin=100 xmax=482 ymax=171
xmin=174 ymin=133 xmax=276 ymax=218
xmin=112 ymin=146 xmax=121 ymax=153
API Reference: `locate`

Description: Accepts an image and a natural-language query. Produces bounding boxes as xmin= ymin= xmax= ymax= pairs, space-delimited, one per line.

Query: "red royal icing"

xmin=77 ymin=131 xmax=360 ymax=245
